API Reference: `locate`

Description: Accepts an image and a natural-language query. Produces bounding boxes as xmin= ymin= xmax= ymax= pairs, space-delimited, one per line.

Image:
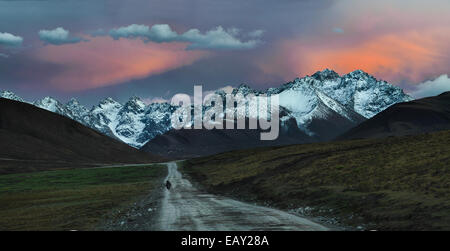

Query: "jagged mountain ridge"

xmin=227 ymin=69 xmax=411 ymax=138
xmin=0 ymin=90 xmax=24 ymax=102
xmin=0 ymin=69 xmax=412 ymax=147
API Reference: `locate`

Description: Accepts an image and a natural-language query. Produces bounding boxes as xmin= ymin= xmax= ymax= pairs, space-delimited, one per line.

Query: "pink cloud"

xmin=32 ymin=37 xmax=210 ymax=91
xmin=258 ymin=29 xmax=450 ymax=87
xmin=262 ymin=29 xmax=448 ymax=83
xmin=256 ymin=1 xmax=450 ymax=87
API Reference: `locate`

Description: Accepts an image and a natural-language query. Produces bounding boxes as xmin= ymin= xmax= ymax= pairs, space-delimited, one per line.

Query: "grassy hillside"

xmin=182 ymin=130 xmax=450 ymax=230
xmin=0 ymin=164 xmax=166 ymax=230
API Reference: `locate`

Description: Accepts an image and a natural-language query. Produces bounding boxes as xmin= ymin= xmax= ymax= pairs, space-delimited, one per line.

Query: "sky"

xmin=1 ymin=0 xmax=450 ymax=105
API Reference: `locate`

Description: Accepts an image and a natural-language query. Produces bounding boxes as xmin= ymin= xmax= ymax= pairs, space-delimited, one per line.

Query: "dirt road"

xmin=153 ymin=162 xmax=328 ymax=231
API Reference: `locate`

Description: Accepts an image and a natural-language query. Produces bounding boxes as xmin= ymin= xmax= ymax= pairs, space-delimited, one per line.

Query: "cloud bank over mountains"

xmin=108 ymin=24 xmax=263 ymax=50
xmin=412 ymin=75 xmax=450 ymax=98
xmin=3 ymin=24 xmax=263 ymax=50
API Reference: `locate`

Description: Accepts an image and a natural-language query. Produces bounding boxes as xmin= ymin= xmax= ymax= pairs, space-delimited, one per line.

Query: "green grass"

xmin=182 ymin=130 xmax=450 ymax=230
xmin=0 ymin=164 xmax=166 ymax=230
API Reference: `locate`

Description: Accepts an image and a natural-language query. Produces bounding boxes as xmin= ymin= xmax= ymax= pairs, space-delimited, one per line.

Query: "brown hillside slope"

xmin=182 ymin=130 xmax=450 ymax=230
xmin=0 ymin=98 xmax=162 ymax=174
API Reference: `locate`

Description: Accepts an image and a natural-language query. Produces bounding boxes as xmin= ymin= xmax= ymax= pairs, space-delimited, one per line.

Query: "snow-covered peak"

xmin=311 ymin=69 xmax=340 ymax=81
xmin=113 ymin=97 xmax=148 ymax=147
xmin=98 ymin=97 xmax=121 ymax=107
xmin=145 ymin=102 xmax=173 ymax=113
xmin=345 ymin=69 xmax=371 ymax=79
xmin=33 ymin=96 xmax=67 ymax=115
xmin=144 ymin=102 xmax=176 ymax=125
xmin=213 ymin=89 xmax=228 ymax=98
xmin=300 ymin=70 xmax=412 ymax=118
xmin=232 ymin=84 xmax=260 ymax=96
xmin=278 ymin=80 xmax=319 ymax=131
xmin=85 ymin=98 xmax=124 ymax=140
xmin=338 ymin=71 xmax=412 ymax=118
xmin=65 ymin=98 xmax=90 ymax=122
xmin=66 ymin=98 xmax=87 ymax=112
xmin=123 ymin=96 xmax=146 ymax=113
xmin=66 ymin=98 xmax=81 ymax=106
xmin=0 ymin=90 xmax=24 ymax=102
xmin=91 ymin=97 xmax=122 ymax=119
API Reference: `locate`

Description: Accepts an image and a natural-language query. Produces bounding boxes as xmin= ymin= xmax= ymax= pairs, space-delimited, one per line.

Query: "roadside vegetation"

xmin=182 ymin=130 xmax=450 ymax=230
xmin=0 ymin=164 xmax=166 ymax=230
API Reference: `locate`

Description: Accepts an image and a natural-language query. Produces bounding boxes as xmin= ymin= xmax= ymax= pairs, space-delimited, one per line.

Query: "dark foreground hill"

xmin=0 ymin=98 xmax=162 ymax=174
xmin=182 ymin=130 xmax=450 ymax=230
xmin=340 ymin=91 xmax=450 ymax=139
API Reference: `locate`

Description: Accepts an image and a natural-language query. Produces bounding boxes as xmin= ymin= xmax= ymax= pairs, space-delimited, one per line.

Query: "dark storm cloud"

xmin=0 ymin=50 xmax=73 ymax=102
xmin=0 ymin=52 xmax=65 ymax=86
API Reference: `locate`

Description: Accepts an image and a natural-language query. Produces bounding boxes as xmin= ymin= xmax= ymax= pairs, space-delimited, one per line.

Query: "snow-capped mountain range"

xmin=0 ymin=69 xmax=412 ymax=147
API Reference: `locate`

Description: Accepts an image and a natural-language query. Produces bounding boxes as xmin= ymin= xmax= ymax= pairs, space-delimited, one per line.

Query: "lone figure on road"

xmin=165 ymin=180 xmax=172 ymax=190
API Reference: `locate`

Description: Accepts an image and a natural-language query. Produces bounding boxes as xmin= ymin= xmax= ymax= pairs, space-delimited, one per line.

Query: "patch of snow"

xmin=0 ymin=90 xmax=25 ymax=102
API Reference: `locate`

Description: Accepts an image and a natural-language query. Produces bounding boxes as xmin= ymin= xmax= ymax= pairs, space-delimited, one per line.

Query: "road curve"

xmin=154 ymin=162 xmax=328 ymax=231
